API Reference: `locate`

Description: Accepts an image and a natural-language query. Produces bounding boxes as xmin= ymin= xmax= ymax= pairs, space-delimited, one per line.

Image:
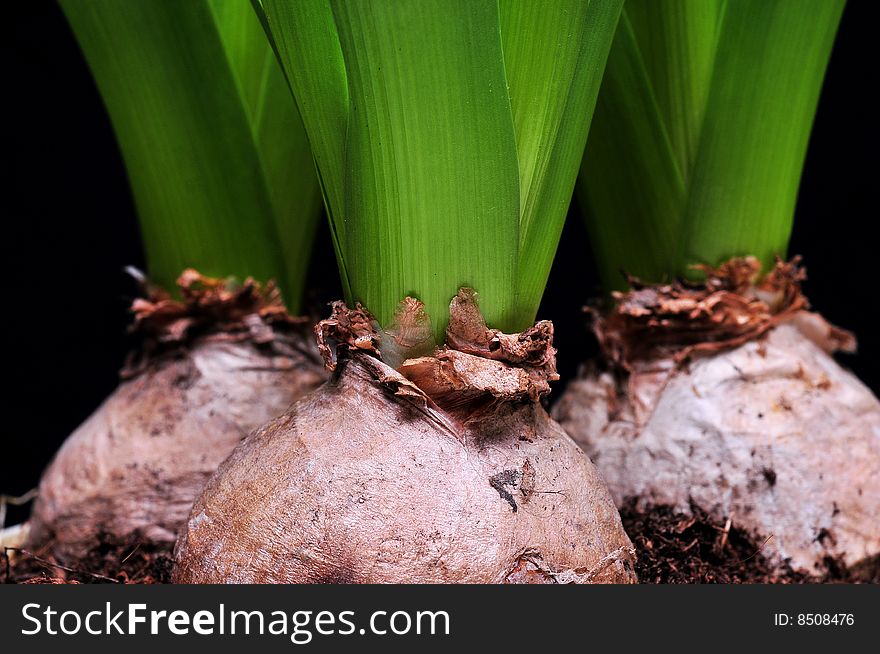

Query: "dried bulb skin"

xmin=30 ymin=338 xmax=324 ymax=561
xmin=174 ymin=357 xmax=635 ymax=583
xmin=174 ymin=294 xmax=636 ymax=584
xmin=554 ymin=261 xmax=880 ymax=575
xmin=30 ymin=270 xmax=325 ymax=561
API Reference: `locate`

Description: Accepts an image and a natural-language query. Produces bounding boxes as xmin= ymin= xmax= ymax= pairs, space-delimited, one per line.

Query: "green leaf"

xmin=260 ymin=1 xmax=622 ymax=339
xmin=258 ymin=0 xmax=352 ymax=300
xmin=61 ymin=0 xmax=320 ymax=310
xmin=263 ymin=0 xmax=520 ymax=338
xmin=501 ymin=0 xmax=623 ymax=323
xmin=577 ymin=10 xmax=691 ymax=286
xmin=208 ymin=0 xmax=323 ymax=306
xmin=580 ymin=0 xmax=845 ymax=290
xmin=330 ymin=0 xmax=520 ymax=339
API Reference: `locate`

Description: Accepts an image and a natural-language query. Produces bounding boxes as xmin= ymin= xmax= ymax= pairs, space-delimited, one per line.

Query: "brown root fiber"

xmin=553 ymin=258 xmax=880 ymax=576
xmin=173 ymin=291 xmax=636 ymax=584
xmin=30 ymin=270 xmax=325 ymax=563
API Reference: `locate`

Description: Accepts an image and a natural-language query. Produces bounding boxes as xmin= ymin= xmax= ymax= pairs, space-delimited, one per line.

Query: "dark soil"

xmin=2 ymin=531 xmax=172 ymax=584
xmin=620 ymin=500 xmax=879 ymax=584
xmin=3 ymin=503 xmax=876 ymax=584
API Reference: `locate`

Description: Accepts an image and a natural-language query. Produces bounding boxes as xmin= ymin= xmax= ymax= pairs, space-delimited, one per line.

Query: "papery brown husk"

xmin=553 ymin=258 xmax=880 ymax=576
xmin=30 ymin=271 xmax=325 ymax=562
xmin=173 ymin=291 xmax=637 ymax=583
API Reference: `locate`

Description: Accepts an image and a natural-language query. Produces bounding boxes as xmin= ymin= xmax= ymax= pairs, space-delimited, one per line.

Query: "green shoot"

xmin=579 ymin=0 xmax=845 ymax=290
xmin=258 ymin=0 xmax=622 ymax=340
xmin=61 ymin=0 xmax=321 ymax=310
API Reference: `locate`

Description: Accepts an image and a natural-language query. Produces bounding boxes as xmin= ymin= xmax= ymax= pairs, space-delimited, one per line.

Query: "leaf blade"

xmin=501 ymin=0 xmax=623 ymax=319
xmin=578 ymin=10 xmax=689 ymax=288
xmin=259 ymin=0 xmax=352 ymax=298
xmin=60 ymin=0 xmax=320 ymax=309
xmin=680 ymin=0 xmax=845 ymax=270
xmin=580 ymin=0 xmax=845 ymax=289
xmin=330 ymin=0 xmax=520 ymax=337
xmin=209 ymin=0 xmax=323 ymax=307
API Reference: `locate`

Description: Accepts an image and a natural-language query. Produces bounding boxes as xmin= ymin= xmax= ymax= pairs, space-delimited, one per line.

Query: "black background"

xmin=4 ymin=1 xmax=877 ymax=520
